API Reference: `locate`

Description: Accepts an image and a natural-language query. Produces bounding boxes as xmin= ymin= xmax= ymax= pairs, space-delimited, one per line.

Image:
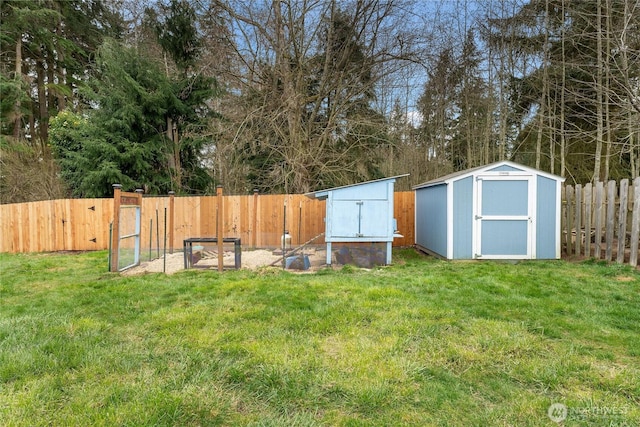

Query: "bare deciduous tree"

xmin=208 ymin=0 xmax=422 ymax=193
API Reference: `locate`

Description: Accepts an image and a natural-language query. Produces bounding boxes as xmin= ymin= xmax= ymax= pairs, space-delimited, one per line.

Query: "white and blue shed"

xmin=306 ymin=175 xmax=408 ymax=266
xmin=413 ymin=161 xmax=564 ymax=260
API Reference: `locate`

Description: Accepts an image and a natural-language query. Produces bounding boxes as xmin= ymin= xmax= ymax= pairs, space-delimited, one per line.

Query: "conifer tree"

xmin=50 ymin=39 xmax=216 ymax=197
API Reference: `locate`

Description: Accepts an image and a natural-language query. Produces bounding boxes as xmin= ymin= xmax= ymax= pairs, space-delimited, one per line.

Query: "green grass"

xmin=0 ymin=249 xmax=638 ymax=426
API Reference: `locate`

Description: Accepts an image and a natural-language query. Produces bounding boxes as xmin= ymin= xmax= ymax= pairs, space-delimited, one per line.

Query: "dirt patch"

xmin=122 ymin=247 xmax=328 ymax=275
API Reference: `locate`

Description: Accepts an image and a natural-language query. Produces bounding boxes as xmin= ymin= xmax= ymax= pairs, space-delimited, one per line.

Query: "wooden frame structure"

xmin=110 ymin=184 xmax=143 ymax=272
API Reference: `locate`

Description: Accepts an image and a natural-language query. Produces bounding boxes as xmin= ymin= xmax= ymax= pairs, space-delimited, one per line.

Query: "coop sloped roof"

xmin=305 ymin=174 xmax=409 ymax=200
xmin=412 ymin=160 xmax=564 ymax=190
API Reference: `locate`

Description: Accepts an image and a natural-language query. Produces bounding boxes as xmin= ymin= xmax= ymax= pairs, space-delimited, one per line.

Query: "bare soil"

xmin=122 ymin=246 xmax=328 ymax=275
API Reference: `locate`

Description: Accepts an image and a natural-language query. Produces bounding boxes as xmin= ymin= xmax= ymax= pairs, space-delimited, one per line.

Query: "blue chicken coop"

xmin=306 ymin=175 xmax=408 ymax=267
xmin=413 ymin=161 xmax=564 ymax=260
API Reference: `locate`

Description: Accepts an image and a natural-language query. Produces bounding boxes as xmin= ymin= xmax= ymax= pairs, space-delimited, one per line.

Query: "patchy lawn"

xmin=0 ymin=249 xmax=638 ymax=426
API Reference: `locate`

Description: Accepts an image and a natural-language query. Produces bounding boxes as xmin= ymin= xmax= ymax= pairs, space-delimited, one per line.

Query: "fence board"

xmin=18 ymin=203 xmax=27 ymax=252
xmin=53 ymin=200 xmax=64 ymax=252
xmin=605 ymin=181 xmax=616 ymax=261
xmin=14 ymin=203 xmax=24 ymax=252
xmin=0 ymin=204 xmax=11 ymax=252
xmin=394 ymin=191 xmax=415 ymax=246
xmin=617 ymin=179 xmax=629 ymax=264
xmin=77 ymin=199 xmax=93 ymax=251
xmin=241 ymin=195 xmax=253 ymax=245
xmin=594 ymin=182 xmax=604 ymax=259
xmin=199 ymin=196 xmax=216 ymax=237
xmin=575 ymin=184 xmax=582 ymax=256
xmin=630 ymin=177 xmax=640 ymax=267
xmin=32 ymin=202 xmax=43 ymax=252
xmin=584 ymin=183 xmax=592 ymax=258
xmin=565 ymin=185 xmax=574 ymax=255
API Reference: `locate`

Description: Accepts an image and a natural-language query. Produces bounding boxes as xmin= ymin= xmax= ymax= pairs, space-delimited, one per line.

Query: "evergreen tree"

xmin=0 ymin=0 xmax=121 ymax=143
xmin=50 ymin=39 xmax=216 ymax=197
xmin=0 ymin=0 xmax=121 ymax=202
xmin=417 ymin=46 xmax=461 ymax=178
xmin=144 ymin=0 xmax=219 ymax=192
xmin=153 ymin=0 xmax=202 ymax=73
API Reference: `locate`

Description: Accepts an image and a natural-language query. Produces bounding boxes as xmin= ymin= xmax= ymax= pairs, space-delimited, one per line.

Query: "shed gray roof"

xmin=412 ymin=161 xmax=564 ymax=190
xmin=305 ymin=174 xmax=409 ymax=200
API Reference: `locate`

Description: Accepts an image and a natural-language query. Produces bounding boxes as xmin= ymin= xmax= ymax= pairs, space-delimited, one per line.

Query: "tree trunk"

xmin=549 ymin=86 xmax=556 ymax=175
xmin=594 ymin=0 xmax=604 ymax=181
xmin=603 ymin=0 xmax=612 ymax=183
xmin=536 ymin=0 xmax=550 ymax=170
xmin=560 ymin=0 xmax=567 ymax=178
xmin=36 ymin=59 xmax=48 ymax=144
xmin=484 ymin=42 xmax=493 ymax=165
xmin=12 ymin=36 xmax=22 ymax=139
xmin=621 ymin=1 xmax=638 ymax=178
xmin=166 ymin=116 xmax=182 ymax=191
xmin=173 ymin=122 xmax=181 ymax=190
xmin=55 ymin=21 xmax=67 ymax=112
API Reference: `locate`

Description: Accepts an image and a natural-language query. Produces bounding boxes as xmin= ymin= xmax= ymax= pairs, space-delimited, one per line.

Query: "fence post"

xmin=616 ymin=179 xmax=629 ymax=264
xmin=605 ymin=180 xmax=616 ymax=262
xmin=217 ymin=185 xmax=224 ymax=272
xmin=565 ymin=185 xmax=574 ymax=256
xmin=630 ymin=177 xmax=640 ymax=267
xmin=584 ymin=183 xmax=592 ymax=257
xmin=110 ymin=184 xmax=122 ymax=272
xmin=252 ymin=189 xmax=259 ymax=249
xmin=168 ymin=191 xmax=175 ymax=254
xmin=575 ymin=184 xmax=582 ymax=256
xmin=594 ymin=181 xmax=604 ymax=259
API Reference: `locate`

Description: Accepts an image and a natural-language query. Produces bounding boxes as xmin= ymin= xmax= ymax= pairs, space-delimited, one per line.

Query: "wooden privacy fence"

xmin=3 ymin=181 xmax=637 ymax=268
xmin=562 ymin=177 xmax=640 ymax=267
xmin=0 ymin=191 xmax=416 ymax=254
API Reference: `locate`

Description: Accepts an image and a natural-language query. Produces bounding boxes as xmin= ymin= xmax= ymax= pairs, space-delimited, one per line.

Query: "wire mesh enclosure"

xmin=117 ymin=205 xmax=140 ymax=271
xmin=183 ymin=237 xmax=242 ymax=270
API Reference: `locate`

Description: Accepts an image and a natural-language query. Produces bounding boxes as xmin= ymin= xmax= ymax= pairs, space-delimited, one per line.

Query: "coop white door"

xmin=330 ymin=200 xmax=361 ymax=237
xmin=330 ymin=200 xmax=388 ymax=238
xmin=359 ymin=200 xmax=389 ymax=238
xmin=474 ymin=175 xmax=535 ymax=259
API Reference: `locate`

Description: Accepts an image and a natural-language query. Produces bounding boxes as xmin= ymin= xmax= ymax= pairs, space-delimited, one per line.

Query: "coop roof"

xmin=412 ymin=161 xmax=564 ymax=190
xmin=305 ymin=174 xmax=409 ymax=200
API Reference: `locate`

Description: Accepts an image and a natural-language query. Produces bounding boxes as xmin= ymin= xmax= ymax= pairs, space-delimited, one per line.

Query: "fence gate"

xmin=110 ymin=184 xmax=143 ymax=272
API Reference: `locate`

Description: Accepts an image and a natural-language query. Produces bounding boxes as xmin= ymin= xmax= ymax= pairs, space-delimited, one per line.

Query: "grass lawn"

xmin=0 ymin=249 xmax=638 ymax=426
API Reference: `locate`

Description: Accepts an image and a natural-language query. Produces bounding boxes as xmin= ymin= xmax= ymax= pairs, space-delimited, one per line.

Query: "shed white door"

xmin=474 ymin=175 xmax=535 ymax=259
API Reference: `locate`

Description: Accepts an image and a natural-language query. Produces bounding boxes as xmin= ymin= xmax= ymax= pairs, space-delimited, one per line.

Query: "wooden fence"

xmin=0 ymin=192 xmax=415 ymax=254
xmin=3 ymin=181 xmax=637 ymax=268
xmin=562 ymin=177 xmax=640 ymax=267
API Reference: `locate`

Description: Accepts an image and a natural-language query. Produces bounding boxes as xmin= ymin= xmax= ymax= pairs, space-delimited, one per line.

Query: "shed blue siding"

xmin=415 ymin=185 xmax=447 ymax=257
xmin=536 ymin=175 xmax=557 ymax=258
xmin=452 ymin=177 xmax=473 ymax=259
xmin=413 ymin=161 xmax=563 ymax=260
